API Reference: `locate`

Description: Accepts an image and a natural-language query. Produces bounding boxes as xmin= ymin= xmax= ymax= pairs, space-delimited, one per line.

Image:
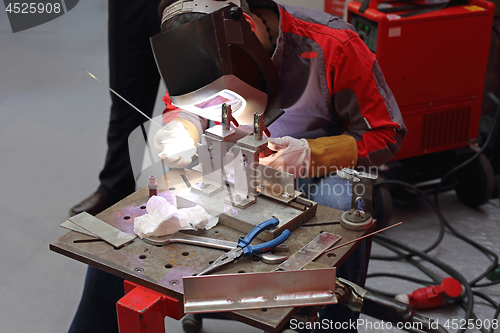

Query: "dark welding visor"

xmin=150 ymin=4 xmax=282 ymax=126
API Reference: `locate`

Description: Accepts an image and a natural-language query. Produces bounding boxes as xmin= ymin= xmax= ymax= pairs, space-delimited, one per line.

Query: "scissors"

xmin=197 ymin=217 xmax=291 ymax=276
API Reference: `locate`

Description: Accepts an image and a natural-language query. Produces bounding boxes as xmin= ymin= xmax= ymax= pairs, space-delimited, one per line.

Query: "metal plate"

xmin=257 ymin=164 xmax=296 ymax=202
xmin=68 ymin=212 xmax=136 ymax=248
xmin=176 ymin=188 xmax=317 ymax=241
xmin=277 ymin=232 xmax=342 ymax=271
xmin=60 ymin=220 xmax=96 ymax=237
xmin=183 ymin=268 xmax=337 ymax=313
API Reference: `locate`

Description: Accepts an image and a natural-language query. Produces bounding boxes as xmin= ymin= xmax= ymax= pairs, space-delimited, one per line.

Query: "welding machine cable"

xmin=154 ymin=119 xmax=198 ymax=168
xmin=374 ymin=234 xmax=474 ymax=333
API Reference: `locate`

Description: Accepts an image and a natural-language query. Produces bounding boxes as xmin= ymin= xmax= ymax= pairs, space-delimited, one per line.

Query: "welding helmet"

xmin=151 ymin=0 xmax=282 ymax=127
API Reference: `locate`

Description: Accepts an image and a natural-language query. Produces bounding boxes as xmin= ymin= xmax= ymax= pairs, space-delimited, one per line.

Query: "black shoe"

xmin=69 ymin=191 xmax=116 ymax=217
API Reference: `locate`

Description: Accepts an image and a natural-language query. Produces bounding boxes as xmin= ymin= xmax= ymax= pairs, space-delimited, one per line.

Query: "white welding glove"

xmin=259 ymin=136 xmax=311 ymax=178
xmin=153 ymin=120 xmax=197 ymax=168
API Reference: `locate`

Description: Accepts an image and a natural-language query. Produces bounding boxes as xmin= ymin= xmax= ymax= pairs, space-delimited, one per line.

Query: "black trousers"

xmin=69 ymin=2 xmax=160 ymax=333
xmin=97 ymin=0 xmax=161 ymax=201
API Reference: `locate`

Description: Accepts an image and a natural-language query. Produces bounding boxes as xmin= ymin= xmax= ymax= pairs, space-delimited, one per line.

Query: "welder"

xmin=152 ymin=0 xmax=406 ymax=331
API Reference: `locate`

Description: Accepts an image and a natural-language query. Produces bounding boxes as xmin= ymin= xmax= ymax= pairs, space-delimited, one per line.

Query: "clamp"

xmin=335 ymin=277 xmax=449 ymax=333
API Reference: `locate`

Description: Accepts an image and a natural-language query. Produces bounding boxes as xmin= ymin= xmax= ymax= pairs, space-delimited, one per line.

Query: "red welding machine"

xmin=347 ymin=0 xmax=494 ymax=160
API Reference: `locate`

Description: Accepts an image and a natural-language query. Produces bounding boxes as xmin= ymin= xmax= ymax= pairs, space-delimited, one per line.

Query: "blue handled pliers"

xmin=197 ymin=217 xmax=291 ymax=276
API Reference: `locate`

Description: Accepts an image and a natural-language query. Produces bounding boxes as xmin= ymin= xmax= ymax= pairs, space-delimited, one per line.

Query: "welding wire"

xmin=83 ymin=68 xmax=163 ymax=129
xmin=323 ymin=222 xmax=402 ymax=254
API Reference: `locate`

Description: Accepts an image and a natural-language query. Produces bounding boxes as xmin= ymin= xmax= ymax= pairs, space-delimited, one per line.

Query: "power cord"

xmin=366 ymin=93 xmax=500 ymax=332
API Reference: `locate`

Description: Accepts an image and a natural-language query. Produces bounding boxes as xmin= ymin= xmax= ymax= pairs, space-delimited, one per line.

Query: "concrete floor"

xmin=1 ymin=1 xmax=499 ymax=333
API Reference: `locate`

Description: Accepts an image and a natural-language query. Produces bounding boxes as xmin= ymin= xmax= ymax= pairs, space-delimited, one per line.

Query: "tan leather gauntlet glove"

xmin=306 ymin=134 xmax=358 ymax=178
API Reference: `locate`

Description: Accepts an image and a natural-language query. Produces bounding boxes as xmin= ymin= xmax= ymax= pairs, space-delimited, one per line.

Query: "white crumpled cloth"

xmin=133 ymin=195 xmax=218 ymax=239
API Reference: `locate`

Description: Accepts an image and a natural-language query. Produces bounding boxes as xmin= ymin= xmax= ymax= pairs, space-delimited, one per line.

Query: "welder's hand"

xmin=259 ymin=136 xmax=311 ymax=178
xmin=154 ymin=120 xmax=197 ymax=168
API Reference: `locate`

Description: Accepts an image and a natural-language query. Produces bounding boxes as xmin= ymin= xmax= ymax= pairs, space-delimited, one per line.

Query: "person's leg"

xmin=295 ymin=175 xmax=352 ymax=211
xmin=296 ymin=175 xmax=369 ymax=332
xmin=97 ymin=0 xmax=161 ymax=201
xmin=70 ymin=0 xmax=161 ymax=216
xmin=68 ymin=267 xmax=124 ymax=333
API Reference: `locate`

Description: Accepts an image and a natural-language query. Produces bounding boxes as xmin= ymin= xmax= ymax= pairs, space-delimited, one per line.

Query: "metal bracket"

xmin=256 ymin=164 xmax=297 ymax=203
xmin=191 ymin=105 xmax=236 ymax=196
xmin=221 ymin=103 xmax=239 ymax=130
xmin=226 ymin=113 xmax=268 ymax=208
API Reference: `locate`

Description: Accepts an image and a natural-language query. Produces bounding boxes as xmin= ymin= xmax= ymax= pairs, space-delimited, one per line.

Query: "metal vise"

xmin=191 ymin=105 xmax=270 ymax=209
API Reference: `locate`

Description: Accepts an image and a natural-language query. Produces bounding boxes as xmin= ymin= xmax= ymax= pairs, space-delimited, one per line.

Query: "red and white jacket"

xmin=163 ymin=0 xmax=406 ymax=167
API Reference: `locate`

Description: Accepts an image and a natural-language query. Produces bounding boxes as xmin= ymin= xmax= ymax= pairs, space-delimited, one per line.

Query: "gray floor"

xmin=1 ymin=2 xmax=499 ymax=333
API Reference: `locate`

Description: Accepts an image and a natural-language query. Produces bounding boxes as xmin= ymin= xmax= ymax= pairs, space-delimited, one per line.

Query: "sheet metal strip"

xmin=60 ymin=220 xmax=96 ymax=237
xmin=183 ymin=268 xmax=337 ymax=313
xmin=68 ymin=212 xmax=136 ymax=248
xmin=276 ymin=232 xmax=341 ymax=272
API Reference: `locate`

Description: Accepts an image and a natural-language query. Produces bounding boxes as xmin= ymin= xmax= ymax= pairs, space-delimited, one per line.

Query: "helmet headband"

xmin=161 ymin=0 xmax=241 ymax=26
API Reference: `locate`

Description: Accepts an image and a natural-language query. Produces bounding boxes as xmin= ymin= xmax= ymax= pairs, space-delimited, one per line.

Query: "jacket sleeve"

xmin=331 ymin=36 xmax=406 ymax=167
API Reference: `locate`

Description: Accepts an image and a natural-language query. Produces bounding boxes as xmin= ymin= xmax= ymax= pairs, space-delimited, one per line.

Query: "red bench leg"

xmin=117 ymin=281 xmax=184 ymax=333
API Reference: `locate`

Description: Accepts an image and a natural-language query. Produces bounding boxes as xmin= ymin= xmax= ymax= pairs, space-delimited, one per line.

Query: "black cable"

xmin=373 ymin=180 xmax=446 ymax=259
xmin=373 ymin=235 xmax=500 ymax=333
xmin=368 ymin=174 xmax=498 ymax=332
xmin=374 ymin=235 xmax=474 ymax=333
xmin=371 ymin=240 xmax=442 ymax=283
xmin=363 ymin=95 xmax=500 ymax=333
xmin=366 ymin=178 xmax=499 ymax=333
xmin=435 ymin=210 xmax=498 ymax=286
xmin=373 ymin=94 xmax=500 ymax=285
xmin=366 ymin=272 xmax=434 ymax=288
xmin=473 ymin=291 xmax=499 ymax=309
xmin=363 ymin=285 xmax=397 ymax=298
xmin=474 ymin=280 xmax=500 ymax=288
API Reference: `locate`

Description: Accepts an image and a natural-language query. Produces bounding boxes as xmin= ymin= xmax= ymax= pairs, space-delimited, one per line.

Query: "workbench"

xmin=50 ymin=169 xmax=373 ymax=332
